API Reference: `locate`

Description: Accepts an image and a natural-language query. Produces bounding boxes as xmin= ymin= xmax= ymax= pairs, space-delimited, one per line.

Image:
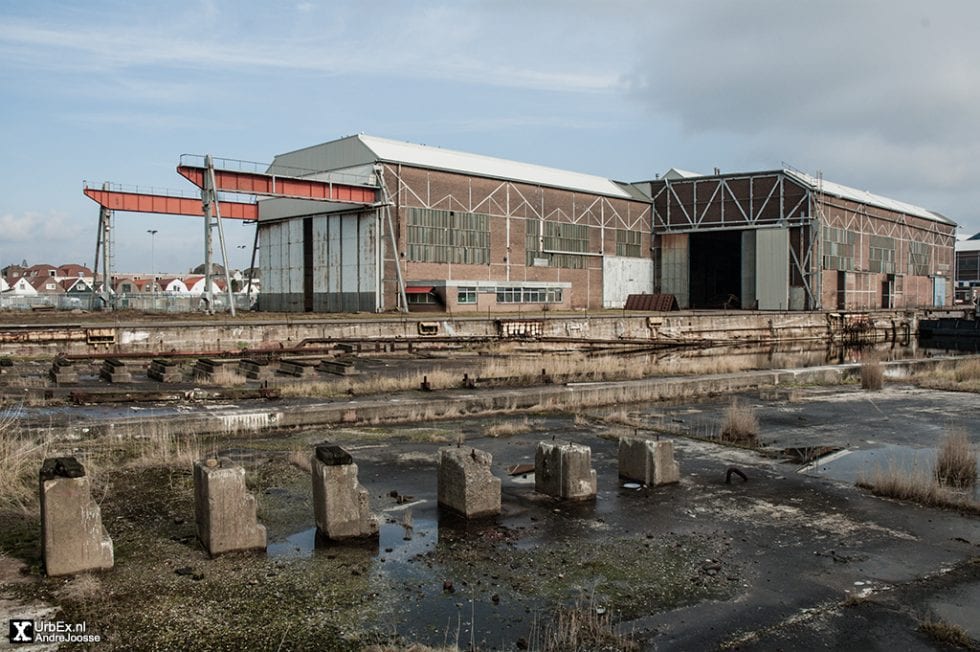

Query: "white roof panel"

xmin=783 ymin=169 xmax=954 ymax=226
xmin=956 ymin=239 xmax=980 ymax=252
xmin=357 ymin=135 xmax=632 ymax=199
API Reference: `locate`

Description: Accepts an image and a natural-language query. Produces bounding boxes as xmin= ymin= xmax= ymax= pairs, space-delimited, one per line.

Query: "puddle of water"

xmin=268 ymin=516 xmax=438 ymax=561
xmin=802 ymin=444 xmax=980 ymax=500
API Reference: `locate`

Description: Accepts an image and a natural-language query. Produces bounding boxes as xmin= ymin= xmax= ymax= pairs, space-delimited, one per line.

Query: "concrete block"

xmin=618 ymin=437 xmax=680 ymax=486
xmin=534 ymin=442 xmax=597 ymax=501
xmin=311 ymin=443 xmax=378 ymax=540
xmin=193 ymin=458 xmax=267 ymax=556
xmin=39 ymin=457 xmax=113 ymax=577
xmin=438 ymin=447 xmax=501 ymax=518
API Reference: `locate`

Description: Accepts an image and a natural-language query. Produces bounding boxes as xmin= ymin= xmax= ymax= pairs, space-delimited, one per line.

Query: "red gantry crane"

xmin=84 ymin=154 xmax=378 ymax=314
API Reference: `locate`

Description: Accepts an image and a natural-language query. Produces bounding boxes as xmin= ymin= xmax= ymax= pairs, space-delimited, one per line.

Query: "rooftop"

xmin=273 ymin=134 xmax=635 ymax=199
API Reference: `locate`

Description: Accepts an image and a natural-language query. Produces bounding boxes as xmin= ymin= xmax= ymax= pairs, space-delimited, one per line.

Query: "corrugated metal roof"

xmin=663 ymin=167 xmax=703 ymax=180
xmin=957 ymin=239 xmax=980 ymax=252
xmin=782 ymin=169 xmax=954 ymax=226
xmin=356 ymin=135 xmax=632 ymax=199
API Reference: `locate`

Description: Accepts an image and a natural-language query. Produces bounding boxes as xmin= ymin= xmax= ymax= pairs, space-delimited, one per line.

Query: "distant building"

xmin=955 ymin=234 xmax=980 ymax=303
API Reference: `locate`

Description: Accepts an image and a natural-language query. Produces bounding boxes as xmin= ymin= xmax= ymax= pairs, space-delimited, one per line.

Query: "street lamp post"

xmin=147 ymin=230 xmax=158 ymax=293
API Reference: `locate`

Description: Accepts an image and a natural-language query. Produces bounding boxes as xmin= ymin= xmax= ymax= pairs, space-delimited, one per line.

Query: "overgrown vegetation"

xmin=914 ymin=357 xmax=980 ymax=393
xmin=531 ymin=598 xmax=638 ymax=652
xmin=0 ymin=406 xmax=49 ymax=514
xmin=857 ymin=458 xmax=980 ymax=515
xmin=483 ymin=416 xmax=531 ymax=438
xmin=918 ymin=617 xmax=974 ymax=648
xmin=860 ymin=354 xmax=884 ymax=390
xmin=720 ymin=399 xmax=758 ymax=445
xmin=935 ymin=430 xmax=978 ymax=488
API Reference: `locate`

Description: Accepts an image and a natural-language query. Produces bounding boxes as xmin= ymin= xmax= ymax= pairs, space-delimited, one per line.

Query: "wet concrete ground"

xmin=250 ymin=383 xmax=979 ymax=649
xmin=2 ymin=383 xmax=978 ymax=650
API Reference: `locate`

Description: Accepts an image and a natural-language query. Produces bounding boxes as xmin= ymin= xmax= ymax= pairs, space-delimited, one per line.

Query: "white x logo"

xmin=11 ymin=621 xmax=32 ymax=642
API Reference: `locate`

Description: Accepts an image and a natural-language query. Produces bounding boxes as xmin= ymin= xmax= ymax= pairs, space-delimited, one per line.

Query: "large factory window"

xmin=525 ymin=221 xmax=589 ymax=268
xmin=869 ymin=236 xmax=896 ymax=274
xmin=908 ymin=241 xmax=931 ymax=276
xmin=822 ymin=226 xmax=856 ymax=271
xmin=406 ymin=208 xmax=489 ymax=265
xmin=615 ymin=229 xmax=642 ymax=257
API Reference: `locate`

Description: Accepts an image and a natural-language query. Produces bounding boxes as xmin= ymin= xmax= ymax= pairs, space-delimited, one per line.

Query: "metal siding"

xmin=327 ymin=217 xmax=342 ymax=294
xmin=741 ymin=231 xmax=757 ymax=308
xmin=287 ymin=219 xmax=304 ymax=296
xmin=340 ymin=215 xmax=359 ymax=294
xmin=756 ymin=228 xmax=790 ymax=310
xmin=312 ymin=215 xmax=330 ymax=294
xmin=602 ymin=256 xmax=654 ymax=308
xmin=660 ymin=233 xmax=690 ymax=308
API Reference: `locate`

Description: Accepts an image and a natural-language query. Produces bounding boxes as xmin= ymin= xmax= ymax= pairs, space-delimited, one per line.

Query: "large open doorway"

xmin=689 ymin=230 xmax=742 ymax=308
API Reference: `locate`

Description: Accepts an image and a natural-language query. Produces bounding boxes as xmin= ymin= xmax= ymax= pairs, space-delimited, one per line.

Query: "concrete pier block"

xmin=534 ymin=442 xmax=597 ymax=501
xmin=193 ymin=458 xmax=267 ymax=556
xmin=618 ymin=437 xmax=680 ymax=486
xmin=438 ymin=447 xmax=501 ymax=518
xmin=39 ymin=457 xmax=113 ymax=577
xmin=311 ymin=443 xmax=379 ymax=540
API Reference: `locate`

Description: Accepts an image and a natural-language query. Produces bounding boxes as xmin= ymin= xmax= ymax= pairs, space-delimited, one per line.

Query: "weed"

xmin=484 ymin=417 xmax=531 ymax=438
xmin=935 ymin=430 xmax=977 ymax=488
xmin=720 ymin=399 xmax=758 ymax=444
xmin=918 ymin=617 xmax=973 ymax=648
xmin=0 ymin=405 xmax=51 ymax=514
xmin=856 ymin=462 xmax=980 ymax=515
xmin=288 ymin=448 xmax=312 ymax=474
xmin=531 ymin=596 xmax=637 ymax=652
xmin=915 ymin=357 xmax=980 ymax=393
xmin=860 ymin=354 xmax=884 ymax=390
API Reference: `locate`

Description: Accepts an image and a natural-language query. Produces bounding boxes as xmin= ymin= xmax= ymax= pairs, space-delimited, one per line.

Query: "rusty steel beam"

xmin=176 ymin=165 xmax=377 ymax=204
xmin=83 ymin=188 xmax=257 ymax=220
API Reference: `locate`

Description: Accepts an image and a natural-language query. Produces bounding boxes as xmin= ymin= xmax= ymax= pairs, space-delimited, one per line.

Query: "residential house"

xmin=157 ymin=277 xmax=189 ymax=293
xmin=30 ymin=276 xmax=65 ymax=295
xmin=6 ymin=278 xmax=36 ymax=295
xmin=183 ymin=275 xmax=227 ymax=295
xmin=60 ymin=278 xmax=93 ymax=294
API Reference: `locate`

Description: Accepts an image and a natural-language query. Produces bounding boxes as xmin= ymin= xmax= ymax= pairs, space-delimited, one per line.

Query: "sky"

xmin=1 ymin=0 xmax=978 ymax=275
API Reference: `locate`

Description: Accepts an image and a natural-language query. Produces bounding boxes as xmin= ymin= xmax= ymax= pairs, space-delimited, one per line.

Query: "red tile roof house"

xmin=29 ymin=276 xmax=65 ymax=295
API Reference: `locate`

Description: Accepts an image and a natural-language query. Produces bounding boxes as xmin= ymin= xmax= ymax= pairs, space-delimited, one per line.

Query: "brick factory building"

xmin=256 ymin=136 xmax=955 ymax=313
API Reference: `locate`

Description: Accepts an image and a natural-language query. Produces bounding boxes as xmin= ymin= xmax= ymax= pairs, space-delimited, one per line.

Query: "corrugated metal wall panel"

xmin=287 ymin=219 xmax=304 ymax=295
xmin=741 ymin=231 xmax=756 ymax=308
xmin=660 ymin=233 xmax=689 ymax=308
xmin=602 ymin=256 xmax=654 ymax=308
xmin=756 ymin=227 xmax=790 ymax=310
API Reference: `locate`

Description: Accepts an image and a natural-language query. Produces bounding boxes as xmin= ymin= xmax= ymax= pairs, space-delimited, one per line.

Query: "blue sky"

xmin=2 ymin=0 xmax=978 ymax=274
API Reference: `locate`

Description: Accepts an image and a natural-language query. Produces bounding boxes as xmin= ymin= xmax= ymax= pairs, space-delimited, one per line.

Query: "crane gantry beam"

xmin=176 ymin=165 xmax=377 ymax=204
xmin=83 ymin=187 xmax=258 ymax=220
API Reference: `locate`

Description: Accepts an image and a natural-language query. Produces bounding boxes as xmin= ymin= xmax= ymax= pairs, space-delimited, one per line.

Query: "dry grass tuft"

xmin=0 ymin=407 xmax=51 ymax=514
xmin=935 ymin=430 xmax=977 ymax=488
xmin=857 ymin=461 xmax=980 ymax=515
xmin=860 ymin=354 xmax=884 ymax=390
xmin=603 ymin=410 xmax=640 ymax=427
xmin=918 ymin=617 xmax=973 ymax=648
xmin=208 ymin=367 xmax=246 ymax=387
xmin=288 ymin=448 xmax=312 ymax=473
xmin=57 ymin=574 xmax=103 ymax=602
xmin=484 ymin=417 xmax=531 ymax=438
xmin=720 ymin=399 xmax=758 ymax=444
xmin=534 ymin=600 xmax=638 ymax=652
xmin=915 ymin=357 xmax=980 ymax=393
xmin=124 ymin=420 xmax=209 ymax=468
